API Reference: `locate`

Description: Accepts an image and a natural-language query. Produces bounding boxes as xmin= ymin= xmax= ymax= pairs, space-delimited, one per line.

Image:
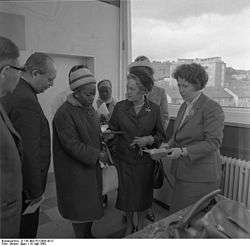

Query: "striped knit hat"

xmin=69 ymin=67 xmax=96 ymax=91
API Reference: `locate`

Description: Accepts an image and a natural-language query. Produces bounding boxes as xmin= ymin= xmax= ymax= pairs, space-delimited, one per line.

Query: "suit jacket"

xmin=169 ymin=93 xmax=225 ymax=182
xmin=147 ymin=85 xmax=169 ymax=130
xmin=1 ymin=78 xmax=51 ymax=200
xmin=0 ymin=103 xmax=22 ymax=238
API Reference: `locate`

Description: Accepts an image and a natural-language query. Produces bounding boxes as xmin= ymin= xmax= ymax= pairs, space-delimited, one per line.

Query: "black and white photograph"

xmin=0 ymin=0 xmax=250 ymax=242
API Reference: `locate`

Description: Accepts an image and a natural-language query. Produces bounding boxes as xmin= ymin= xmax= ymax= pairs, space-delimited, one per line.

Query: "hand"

xmin=165 ymin=148 xmax=183 ymax=159
xmin=99 ymin=151 xmax=109 ymax=164
xmin=25 ymin=195 xmax=43 ymax=206
xmin=130 ymin=136 xmax=154 ymax=148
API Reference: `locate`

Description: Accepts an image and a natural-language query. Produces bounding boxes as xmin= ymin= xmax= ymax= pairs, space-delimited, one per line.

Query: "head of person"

xmin=126 ymin=67 xmax=154 ymax=103
xmin=128 ymin=55 xmax=154 ymax=78
xmin=23 ymin=52 xmax=56 ymax=94
xmin=69 ymin=65 xmax=97 ymax=106
xmin=0 ymin=36 xmax=24 ymax=97
xmin=97 ymin=79 xmax=112 ymax=102
xmin=172 ymin=63 xmax=208 ymax=102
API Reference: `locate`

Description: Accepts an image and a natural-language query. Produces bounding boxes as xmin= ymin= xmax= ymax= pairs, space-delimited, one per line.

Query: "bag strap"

xmin=178 ymin=189 xmax=221 ymax=227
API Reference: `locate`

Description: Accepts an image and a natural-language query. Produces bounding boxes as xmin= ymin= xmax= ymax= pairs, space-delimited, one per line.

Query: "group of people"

xmin=0 ymin=35 xmax=225 ymax=239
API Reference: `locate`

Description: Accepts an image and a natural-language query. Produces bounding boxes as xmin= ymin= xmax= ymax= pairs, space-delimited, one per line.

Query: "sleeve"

xmin=160 ymin=89 xmax=169 ymax=130
xmin=108 ymin=104 xmax=120 ymax=131
xmin=151 ymin=105 xmax=167 ymax=148
xmin=187 ymin=103 xmax=225 ymax=162
xmin=53 ymin=109 xmax=100 ymax=168
xmin=9 ymin=103 xmax=43 ymax=199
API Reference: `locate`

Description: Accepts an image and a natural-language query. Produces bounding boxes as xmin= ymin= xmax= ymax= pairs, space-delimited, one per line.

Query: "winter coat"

xmin=53 ymin=94 xmax=104 ymax=221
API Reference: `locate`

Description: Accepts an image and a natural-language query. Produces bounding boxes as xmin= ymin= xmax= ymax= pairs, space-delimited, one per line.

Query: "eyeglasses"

xmin=0 ymin=65 xmax=26 ymax=73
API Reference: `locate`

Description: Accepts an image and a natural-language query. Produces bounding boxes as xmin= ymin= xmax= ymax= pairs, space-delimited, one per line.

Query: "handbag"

xmin=153 ymin=160 xmax=165 ymax=189
xmin=167 ymin=189 xmax=250 ymax=238
xmin=102 ymin=165 xmax=118 ymax=195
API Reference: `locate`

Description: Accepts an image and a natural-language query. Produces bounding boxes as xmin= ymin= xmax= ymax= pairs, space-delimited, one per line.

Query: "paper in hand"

xmin=143 ymin=148 xmax=169 ymax=160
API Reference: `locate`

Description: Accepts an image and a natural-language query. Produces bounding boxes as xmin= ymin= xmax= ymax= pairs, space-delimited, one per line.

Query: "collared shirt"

xmin=179 ymin=92 xmax=202 ymax=128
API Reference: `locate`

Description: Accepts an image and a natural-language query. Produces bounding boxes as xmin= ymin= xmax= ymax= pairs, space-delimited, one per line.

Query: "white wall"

xmin=0 ymin=0 xmax=120 ymax=98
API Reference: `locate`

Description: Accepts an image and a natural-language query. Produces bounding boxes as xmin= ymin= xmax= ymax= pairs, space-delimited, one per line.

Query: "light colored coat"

xmin=0 ymin=103 xmax=22 ymax=238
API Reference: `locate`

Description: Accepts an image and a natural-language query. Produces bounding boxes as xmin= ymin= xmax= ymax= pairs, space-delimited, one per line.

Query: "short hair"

xmin=24 ymin=52 xmax=54 ymax=74
xmin=0 ymin=36 xmax=19 ymax=62
xmin=97 ymin=79 xmax=112 ymax=89
xmin=127 ymin=66 xmax=154 ymax=92
xmin=172 ymin=63 xmax=208 ymax=90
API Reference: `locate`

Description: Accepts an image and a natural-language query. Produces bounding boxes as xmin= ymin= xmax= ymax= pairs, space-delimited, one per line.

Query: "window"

xmin=131 ymin=0 xmax=250 ymax=112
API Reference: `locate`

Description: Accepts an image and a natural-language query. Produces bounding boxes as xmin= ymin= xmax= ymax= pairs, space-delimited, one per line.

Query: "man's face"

xmin=75 ymin=83 xmax=96 ymax=106
xmin=98 ymin=86 xmax=112 ymax=101
xmin=32 ymin=60 xmax=56 ymax=94
xmin=0 ymin=59 xmax=21 ymax=96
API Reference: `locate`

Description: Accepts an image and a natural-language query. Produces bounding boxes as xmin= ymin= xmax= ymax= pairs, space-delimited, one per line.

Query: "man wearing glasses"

xmin=2 ymin=52 xmax=56 ymax=238
xmin=0 ymin=36 xmax=24 ymax=238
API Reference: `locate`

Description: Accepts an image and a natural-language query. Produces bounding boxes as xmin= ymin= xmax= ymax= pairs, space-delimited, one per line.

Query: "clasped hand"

xmin=99 ymin=151 xmax=110 ymax=165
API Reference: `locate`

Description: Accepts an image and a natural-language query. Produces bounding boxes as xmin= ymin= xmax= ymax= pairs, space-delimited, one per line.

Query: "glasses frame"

xmin=0 ymin=65 xmax=26 ymax=73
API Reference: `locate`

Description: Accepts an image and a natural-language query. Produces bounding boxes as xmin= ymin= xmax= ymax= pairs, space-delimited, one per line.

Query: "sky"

xmin=131 ymin=0 xmax=250 ymax=70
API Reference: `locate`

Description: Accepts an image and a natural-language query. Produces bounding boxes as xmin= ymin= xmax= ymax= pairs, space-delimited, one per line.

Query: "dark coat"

xmin=169 ymin=93 xmax=225 ymax=182
xmin=1 ymin=78 xmax=50 ymax=200
xmin=108 ymin=99 xmax=165 ymax=211
xmin=0 ymin=103 xmax=22 ymax=238
xmin=109 ymin=99 xmax=165 ymax=166
xmin=53 ymin=95 xmax=104 ymax=221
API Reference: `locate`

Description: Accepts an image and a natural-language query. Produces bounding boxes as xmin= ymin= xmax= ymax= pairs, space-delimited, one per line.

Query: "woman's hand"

xmin=130 ymin=136 xmax=154 ymax=148
xmin=165 ymin=148 xmax=182 ymax=159
xmin=165 ymin=147 xmax=188 ymax=159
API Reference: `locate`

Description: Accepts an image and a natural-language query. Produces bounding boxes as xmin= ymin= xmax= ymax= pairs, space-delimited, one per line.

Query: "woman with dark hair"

xmin=155 ymin=63 xmax=225 ymax=212
xmin=129 ymin=56 xmax=169 ymax=130
xmin=108 ymin=67 xmax=165 ymax=235
xmin=128 ymin=56 xmax=169 ymax=222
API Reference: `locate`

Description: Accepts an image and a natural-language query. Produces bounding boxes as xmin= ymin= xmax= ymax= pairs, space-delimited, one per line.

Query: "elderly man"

xmin=0 ymin=36 xmax=24 ymax=238
xmin=2 ymin=52 xmax=56 ymax=238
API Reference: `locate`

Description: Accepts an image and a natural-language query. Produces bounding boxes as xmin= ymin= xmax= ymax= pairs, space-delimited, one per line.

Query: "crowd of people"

xmin=0 ymin=36 xmax=225 ymax=238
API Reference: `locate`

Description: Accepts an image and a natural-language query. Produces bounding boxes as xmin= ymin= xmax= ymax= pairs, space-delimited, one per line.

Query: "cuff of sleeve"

xmin=182 ymin=147 xmax=188 ymax=157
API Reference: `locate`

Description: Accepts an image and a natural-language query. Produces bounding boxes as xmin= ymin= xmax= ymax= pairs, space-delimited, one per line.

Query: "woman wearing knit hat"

xmin=128 ymin=56 xmax=169 ymax=223
xmin=53 ymin=65 xmax=110 ymax=238
xmin=108 ymin=69 xmax=165 ymax=235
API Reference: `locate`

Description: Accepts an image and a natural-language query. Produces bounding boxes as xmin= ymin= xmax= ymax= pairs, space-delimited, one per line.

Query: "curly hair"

xmin=172 ymin=63 xmax=208 ymax=90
